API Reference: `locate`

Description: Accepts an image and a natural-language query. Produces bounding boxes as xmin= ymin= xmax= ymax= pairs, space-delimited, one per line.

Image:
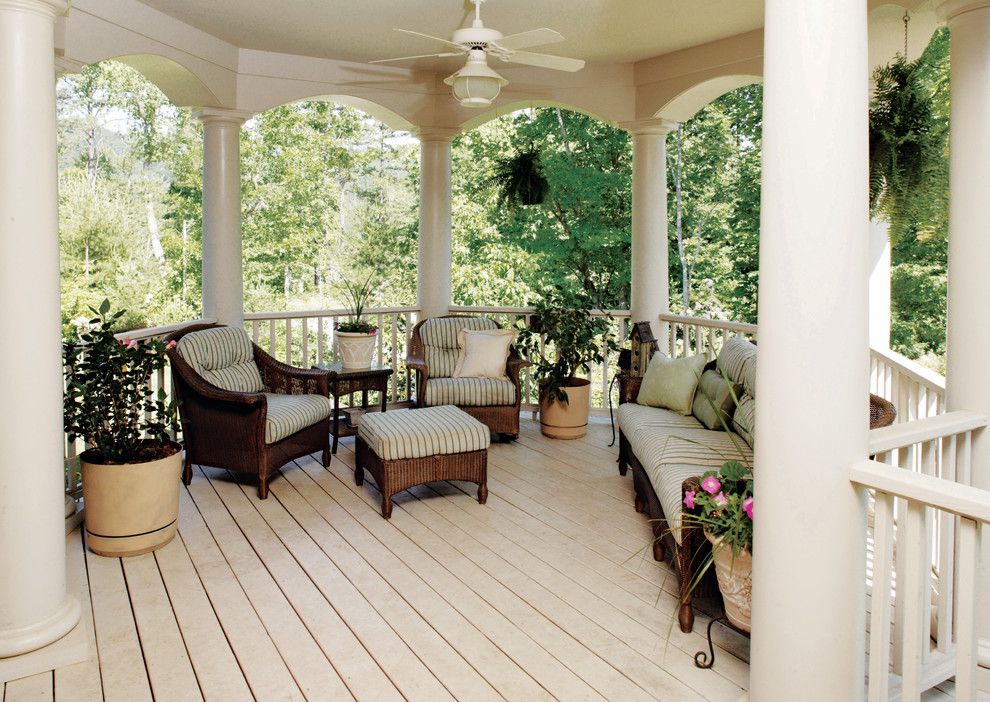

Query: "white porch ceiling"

xmin=136 ymin=0 xmax=764 ymax=68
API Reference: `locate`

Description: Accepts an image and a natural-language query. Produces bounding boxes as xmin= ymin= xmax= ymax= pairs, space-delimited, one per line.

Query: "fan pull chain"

xmin=903 ymin=11 xmax=911 ymax=58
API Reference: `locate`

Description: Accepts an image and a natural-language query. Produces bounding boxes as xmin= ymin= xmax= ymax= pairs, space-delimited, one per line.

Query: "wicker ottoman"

xmin=355 ymin=405 xmax=490 ymax=519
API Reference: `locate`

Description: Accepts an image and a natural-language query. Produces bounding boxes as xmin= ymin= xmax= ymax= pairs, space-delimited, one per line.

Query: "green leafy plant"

xmin=490 ymin=146 xmax=549 ymax=207
xmin=334 ymin=274 xmax=379 ymax=334
xmin=869 ymin=54 xmax=947 ymax=239
xmin=682 ymin=460 xmax=753 ymax=557
xmin=516 ymin=286 xmax=618 ymax=404
xmin=63 ymin=300 xmax=177 ymax=464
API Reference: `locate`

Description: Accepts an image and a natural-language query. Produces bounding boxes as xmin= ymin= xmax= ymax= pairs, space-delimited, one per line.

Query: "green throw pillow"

xmin=692 ymin=370 xmax=743 ymax=430
xmin=636 ymin=353 xmax=707 ymax=415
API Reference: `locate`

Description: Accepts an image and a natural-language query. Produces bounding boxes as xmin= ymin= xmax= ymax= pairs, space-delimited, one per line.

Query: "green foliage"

xmin=490 ymin=146 xmax=548 ymax=207
xmin=516 ymin=286 xmax=618 ymax=403
xmin=683 ymin=463 xmax=754 ymax=556
xmin=63 ymin=301 xmax=176 ymax=463
xmin=334 ymin=274 xmax=379 ymax=333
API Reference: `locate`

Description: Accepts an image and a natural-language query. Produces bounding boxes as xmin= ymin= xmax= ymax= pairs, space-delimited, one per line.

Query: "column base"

xmin=978 ymin=639 xmax=990 ymax=692
xmin=0 ymin=595 xmax=80 ymax=659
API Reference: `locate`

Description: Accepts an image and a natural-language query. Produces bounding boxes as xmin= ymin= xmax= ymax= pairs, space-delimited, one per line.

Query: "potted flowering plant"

xmin=682 ymin=459 xmax=754 ymax=631
xmin=63 ymin=300 xmax=181 ymax=557
xmin=334 ymin=274 xmax=379 ymax=369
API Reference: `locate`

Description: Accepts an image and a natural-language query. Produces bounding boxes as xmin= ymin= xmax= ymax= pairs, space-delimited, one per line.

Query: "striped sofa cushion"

xmin=420 ymin=317 xmax=499 ymax=378
xmin=358 ymin=405 xmax=490 ymax=461
xmin=177 ymin=327 xmax=264 ymax=393
xmin=716 ymin=336 xmax=757 ymax=389
xmin=424 ymin=377 xmax=516 ymax=407
xmin=264 ymin=393 xmax=333 ymax=444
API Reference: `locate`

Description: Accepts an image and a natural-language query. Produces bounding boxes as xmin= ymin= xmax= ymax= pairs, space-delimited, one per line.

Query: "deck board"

xmin=34 ymin=418 xmax=759 ymax=702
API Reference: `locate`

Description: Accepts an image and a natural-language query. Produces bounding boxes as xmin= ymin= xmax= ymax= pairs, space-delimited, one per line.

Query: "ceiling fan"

xmin=369 ymin=0 xmax=585 ymax=108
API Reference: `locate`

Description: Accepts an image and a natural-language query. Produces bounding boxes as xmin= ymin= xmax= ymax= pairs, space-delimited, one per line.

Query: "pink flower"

xmin=700 ymin=476 xmax=721 ymax=494
xmin=683 ymin=490 xmax=696 ymax=509
xmin=742 ymin=496 xmax=754 ymax=520
xmin=165 ymin=340 xmax=177 ymax=350
xmin=126 ymin=338 xmax=137 ymax=349
xmin=713 ymin=492 xmax=728 ymax=507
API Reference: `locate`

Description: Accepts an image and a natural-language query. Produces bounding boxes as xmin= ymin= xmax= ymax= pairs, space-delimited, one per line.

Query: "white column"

xmin=750 ymin=0 xmax=869 ymax=698
xmin=624 ymin=119 xmax=675 ymax=335
xmin=197 ymin=109 xmax=249 ymax=327
xmin=868 ymin=218 xmax=891 ymax=348
xmin=938 ymin=0 xmax=990 ymax=680
xmin=416 ymin=127 xmax=457 ymax=319
xmin=0 ymin=0 xmax=80 ymax=658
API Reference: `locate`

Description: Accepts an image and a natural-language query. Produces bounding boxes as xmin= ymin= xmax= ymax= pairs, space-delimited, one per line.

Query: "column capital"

xmin=416 ymin=126 xmax=460 ymax=143
xmin=620 ymin=118 xmax=679 ymax=137
xmin=937 ymin=0 xmax=990 ymax=21
xmin=0 ymin=0 xmax=67 ymax=18
xmin=194 ymin=108 xmax=254 ymax=127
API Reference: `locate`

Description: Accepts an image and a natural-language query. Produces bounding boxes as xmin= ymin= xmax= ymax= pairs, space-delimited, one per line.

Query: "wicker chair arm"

xmin=253 ymin=346 xmax=330 ymax=395
xmin=505 ymin=353 xmax=531 ymax=385
xmin=618 ymin=372 xmax=642 ymax=405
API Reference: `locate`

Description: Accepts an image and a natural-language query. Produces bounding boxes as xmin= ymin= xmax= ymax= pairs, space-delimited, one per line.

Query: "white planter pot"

xmin=705 ymin=531 xmax=752 ymax=632
xmin=336 ymin=331 xmax=376 ymax=369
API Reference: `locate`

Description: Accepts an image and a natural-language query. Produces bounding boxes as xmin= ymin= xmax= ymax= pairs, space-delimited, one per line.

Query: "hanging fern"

xmin=490 ymin=146 xmax=549 ymax=207
xmin=869 ymin=54 xmax=946 ymax=238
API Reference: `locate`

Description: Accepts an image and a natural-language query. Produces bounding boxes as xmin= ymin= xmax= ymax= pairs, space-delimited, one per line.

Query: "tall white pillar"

xmin=750 ymin=0 xmax=869 ymax=698
xmin=0 ymin=0 xmax=80 ymax=658
xmin=868 ymin=218 xmax=891 ymax=349
xmin=938 ymin=0 xmax=990 ymax=681
xmin=624 ymin=119 xmax=675 ymax=335
xmin=197 ymin=109 xmax=249 ymax=327
xmin=416 ymin=128 xmax=457 ymax=319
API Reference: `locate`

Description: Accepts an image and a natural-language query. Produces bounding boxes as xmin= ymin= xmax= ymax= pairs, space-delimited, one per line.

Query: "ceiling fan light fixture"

xmin=444 ymin=50 xmax=508 ymax=108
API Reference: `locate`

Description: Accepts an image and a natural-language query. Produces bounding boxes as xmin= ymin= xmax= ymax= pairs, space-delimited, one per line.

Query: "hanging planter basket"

xmin=491 ymin=147 xmax=549 ymax=207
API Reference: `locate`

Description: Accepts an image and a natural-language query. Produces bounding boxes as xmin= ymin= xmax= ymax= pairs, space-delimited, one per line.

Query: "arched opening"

xmin=653 ymin=74 xmax=762 ymax=123
xmin=111 ymin=54 xmax=221 ymax=108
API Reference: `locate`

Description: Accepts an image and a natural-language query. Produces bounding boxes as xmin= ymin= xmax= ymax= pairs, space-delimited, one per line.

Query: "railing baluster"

xmin=953 ymin=518 xmax=981 ymax=702
xmin=390 ymin=313 xmax=399 ymax=403
xmin=900 ymin=499 xmax=929 ymax=701
xmin=868 ymin=490 xmax=895 ymax=702
xmin=251 ymin=320 xmax=260 ymax=344
xmin=936 ymin=434 xmax=957 ymax=653
xmin=301 ymin=317 xmax=309 ymax=367
xmin=268 ymin=319 xmax=276 ymax=357
xmin=317 ymin=317 xmax=325 ymax=366
xmin=285 ymin=318 xmax=293 ymax=365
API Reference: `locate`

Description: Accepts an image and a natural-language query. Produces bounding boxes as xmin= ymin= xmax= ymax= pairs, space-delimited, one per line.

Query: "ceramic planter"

xmin=539 ymin=377 xmax=591 ymax=439
xmin=336 ymin=331 xmax=377 ymax=370
xmin=706 ymin=531 xmax=752 ymax=632
xmin=81 ymin=441 xmax=182 ymax=557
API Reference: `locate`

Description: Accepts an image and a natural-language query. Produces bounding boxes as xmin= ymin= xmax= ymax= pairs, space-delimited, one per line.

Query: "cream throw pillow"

xmin=636 ymin=353 xmax=708 ymax=415
xmin=453 ymin=328 xmax=515 ymax=380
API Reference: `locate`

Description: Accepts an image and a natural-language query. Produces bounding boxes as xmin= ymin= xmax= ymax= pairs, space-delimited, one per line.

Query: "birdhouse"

xmin=630 ymin=322 xmax=658 ymax=377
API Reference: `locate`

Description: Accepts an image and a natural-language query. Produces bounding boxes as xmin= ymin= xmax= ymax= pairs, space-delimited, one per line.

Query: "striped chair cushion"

xmin=424 ymin=377 xmax=517 ymax=407
xmin=177 ymin=327 xmax=264 ymax=393
xmin=732 ymin=393 xmax=756 ymax=448
xmin=716 ymin=337 xmax=757 ymax=389
xmin=420 ymin=317 xmax=499 ymax=378
xmin=359 ymin=406 xmax=490 ymax=461
xmin=264 ymin=393 xmax=333 ymax=444
xmin=617 ymin=402 xmax=701 ymax=443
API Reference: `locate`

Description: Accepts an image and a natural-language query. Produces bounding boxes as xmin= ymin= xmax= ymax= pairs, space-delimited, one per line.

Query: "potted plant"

xmin=517 ymin=287 xmax=617 ymax=439
xmin=334 ymin=274 xmax=378 ymax=370
xmin=682 ymin=459 xmax=754 ymax=631
xmin=491 ymin=145 xmax=549 ymax=207
xmin=63 ymin=301 xmax=181 ymax=557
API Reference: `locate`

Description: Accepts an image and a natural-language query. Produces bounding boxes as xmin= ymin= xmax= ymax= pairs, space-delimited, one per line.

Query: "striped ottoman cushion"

xmin=358 ymin=406 xmax=490 ymax=461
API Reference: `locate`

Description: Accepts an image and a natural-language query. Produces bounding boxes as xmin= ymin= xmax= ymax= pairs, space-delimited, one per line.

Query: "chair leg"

xmin=619 ymin=461 xmax=628 ymax=476
xmin=354 ymin=464 xmax=364 ymax=486
xmin=322 ymin=446 xmax=331 ymax=468
xmin=477 ymin=483 xmax=488 ymax=504
xmin=678 ymin=602 xmax=695 ymax=633
xmin=257 ymin=477 xmax=270 ymax=500
xmin=634 ymin=495 xmax=645 ymax=513
xmin=381 ymin=494 xmax=392 ymax=519
xmin=652 ymin=538 xmax=665 ymax=562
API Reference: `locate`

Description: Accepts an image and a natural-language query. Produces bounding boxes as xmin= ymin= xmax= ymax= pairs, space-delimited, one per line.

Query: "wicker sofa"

xmin=407 ymin=315 xmax=530 ymax=438
xmin=617 ymin=337 xmax=757 ymax=633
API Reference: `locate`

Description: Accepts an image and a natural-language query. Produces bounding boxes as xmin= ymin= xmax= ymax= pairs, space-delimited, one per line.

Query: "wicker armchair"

xmin=407 ymin=315 xmax=530 ymax=438
xmin=165 ymin=323 xmax=333 ymax=499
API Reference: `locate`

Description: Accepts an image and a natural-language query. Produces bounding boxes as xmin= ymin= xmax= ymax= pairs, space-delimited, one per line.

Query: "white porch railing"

xmin=871 ymin=346 xmax=946 ymax=424
xmin=855 ymin=410 xmax=989 ymax=701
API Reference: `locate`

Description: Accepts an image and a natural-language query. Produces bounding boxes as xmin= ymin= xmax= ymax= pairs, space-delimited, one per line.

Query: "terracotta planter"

xmin=539 ymin=377 xmax=591 ymax=439
xmin=706 ymin=532 xmax=752 ymax=632
xmin=81 ymin=442 xmax=182 ymax=557
xmin=336 ymin=331 xmax=377 ymax=370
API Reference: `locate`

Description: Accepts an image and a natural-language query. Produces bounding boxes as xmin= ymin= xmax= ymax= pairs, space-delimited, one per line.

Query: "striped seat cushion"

xmin=420 ymin=317 xmax=499 ymax=378
xmin=264 ymin=393 xmax=333 ymax=444
xmin=359 ymin=406 xmax=490 ymax=461
xmin=621 ymin=404 xmax=752 ymax=544
xmin=177 ymin=327 xmax=264 ymax=393
xmin=424 ymin=377 xmax=516 ymax=407
xmin=716 ymin=336 xmax=757 ymax=389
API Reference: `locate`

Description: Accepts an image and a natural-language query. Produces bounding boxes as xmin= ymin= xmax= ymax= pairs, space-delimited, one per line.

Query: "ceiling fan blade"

xmin=491 ymin=28 xmax=564 ymax=51
xmin=370 ymin=51 xmax=464 ymax=64
xmin=502 ymin=51 xmax=585 ymax=72
xmin=394 ymin=28 xmax=466 ymax=51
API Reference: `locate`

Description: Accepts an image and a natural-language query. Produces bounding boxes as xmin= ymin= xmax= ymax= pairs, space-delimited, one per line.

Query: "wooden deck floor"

xmin=4 ymin=419 xmax=754 ymax=701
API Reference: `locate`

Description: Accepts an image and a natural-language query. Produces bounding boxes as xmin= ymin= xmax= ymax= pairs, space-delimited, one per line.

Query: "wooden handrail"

xmin=850 ymin=458 xmax=990 ymax=524
xmin=870 ymin=345 xmax=945 ymax=394
xmin=245 ymin=306 xmax=420 ymax=321
xmin=115 ymin=318 xmax=217 ymax=342
xmin=867 ymin=410 xmax=987 ymax=454
xmin=658 ymin=312 xmax=758 ymax=335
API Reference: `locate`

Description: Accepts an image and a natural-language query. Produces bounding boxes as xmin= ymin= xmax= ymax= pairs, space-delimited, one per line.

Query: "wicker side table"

xmin=355 ymin=406 xmax=490 ymax=519
xmin=315 ymin=361 xmax=393 ymax=454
